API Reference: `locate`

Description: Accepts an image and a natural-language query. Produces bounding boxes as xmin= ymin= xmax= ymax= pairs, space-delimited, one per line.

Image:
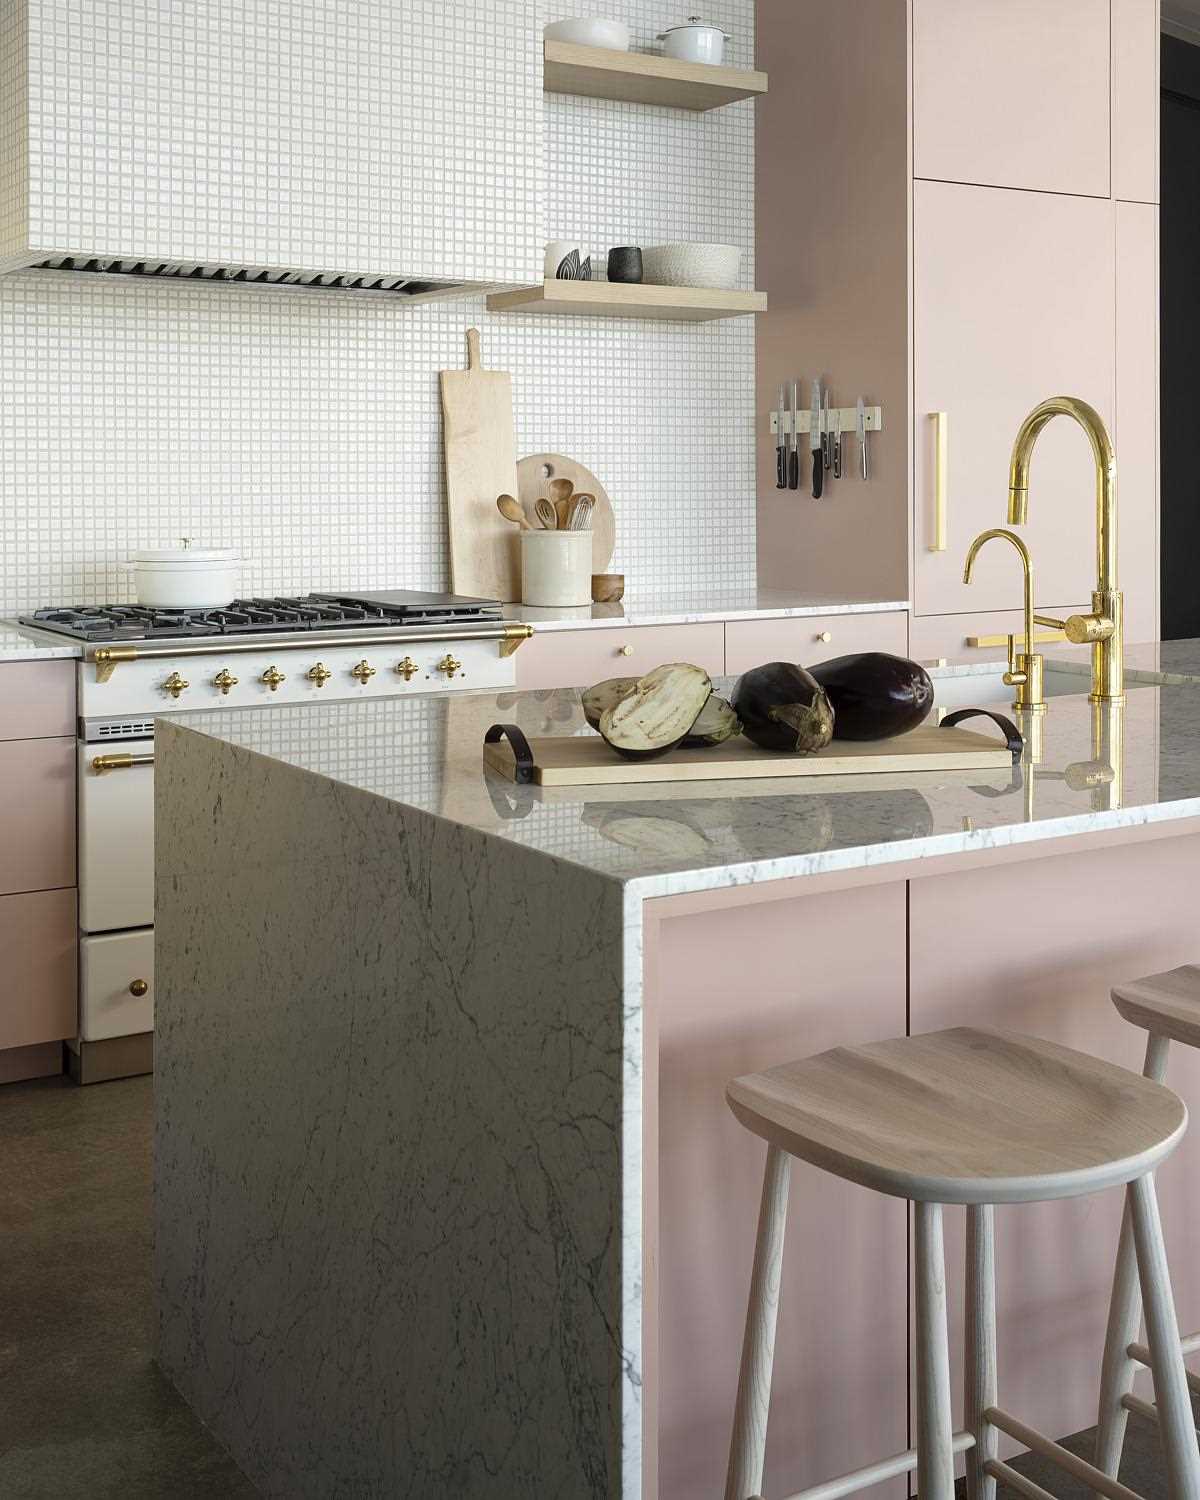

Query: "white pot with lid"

xmin=656 ymin=15 xmax=731 ymax=65
xmin=123 ymin=541 xmax=243 ymax=608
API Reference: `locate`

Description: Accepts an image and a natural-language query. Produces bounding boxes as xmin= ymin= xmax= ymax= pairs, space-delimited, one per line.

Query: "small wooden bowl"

xmin=591 ymin=573 xmax=624 ymax=603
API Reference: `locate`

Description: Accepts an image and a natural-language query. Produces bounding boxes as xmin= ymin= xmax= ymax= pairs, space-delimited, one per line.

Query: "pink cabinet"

xmin=514 ymin=622 xmax=724 ymax=691
xmin=912 ymin=0 xmax=1110 ymax=197
xmin=0 ymin=888 xmax=77 ymax=1050
xmin=913 ymin=181 xmax=1116 ymax=615
xmin=724 ymin=612 xmax=907 ymax=676
xmin=0 ymin=659 xmax=74 ymax=740
xmin=1115 ymin=201 xmax=1160 ymax=646
xmin=1113 ymin=0 xmax=1159 ymax=204
xmin=647 ymin=882 xmax=909 ymax=1500
xmin=908 ymin=835 xmax=1200 ymax=1453
xmin=0 ymin=738 xmax=75 ymax=896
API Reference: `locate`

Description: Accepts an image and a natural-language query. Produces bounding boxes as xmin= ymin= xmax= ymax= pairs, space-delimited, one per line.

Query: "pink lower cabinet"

xmin=725 ymin=611 xmax=907 ymax=676
xmin=0 ymin=887 xmax=77 ymax=1050
xmin=908 ymin=833 xmax=1200 ymax=1455
xmin=0 ymin=737 xmax=75 ymax=896
xmin=645 ymin=880 xmax=909 ymax=1500
xmin=514 ymin=623 xmax=724 ymax=691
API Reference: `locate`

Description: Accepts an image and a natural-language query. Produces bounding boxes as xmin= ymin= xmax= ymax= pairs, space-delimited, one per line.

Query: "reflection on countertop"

xmin=0 ymin=620 xmax=83 ymax=661
xmin=503 ymin=588 xmax=909 ymax=631
xmin=164 ymin=646 xmax=1200 ymax=897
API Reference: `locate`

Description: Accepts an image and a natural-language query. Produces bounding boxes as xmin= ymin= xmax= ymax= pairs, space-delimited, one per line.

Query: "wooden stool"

xmin=1097 ymin=965 xmax=1200 ymax=1481
xmin=724 ymin=1025 xmax=1199 ymax=1500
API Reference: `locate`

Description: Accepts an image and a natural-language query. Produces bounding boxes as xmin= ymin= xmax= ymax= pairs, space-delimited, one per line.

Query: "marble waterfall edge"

xmin=153 ymin=722 xmax=636 ymax=1497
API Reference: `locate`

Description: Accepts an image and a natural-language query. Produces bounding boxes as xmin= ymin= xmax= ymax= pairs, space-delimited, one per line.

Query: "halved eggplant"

xmin=809 ymin=652 xmax=934 ymax=741
xmin=581 ymin=676 xmax=639 ymax=731
xmin=598 ymin=662 xmax=713 ymax=760
xmin=681 ymin=693 xmax=742 ymax=748
xmin=731 ymin=662 xmax=835 ymax=753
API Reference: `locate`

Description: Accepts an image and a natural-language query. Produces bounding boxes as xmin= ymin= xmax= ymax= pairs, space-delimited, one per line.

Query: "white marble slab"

xmin=504 ymin=589 xmax=909 ymax=632
xmin=0 ymin=620 xmax=82 ymax=661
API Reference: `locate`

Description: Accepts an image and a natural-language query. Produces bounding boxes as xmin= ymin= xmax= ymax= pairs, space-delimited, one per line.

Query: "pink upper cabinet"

xmin=912 ymin=0 xmax=1111 ymax=198
xmin=1112 ymin=0 xmax=1160 ymax=202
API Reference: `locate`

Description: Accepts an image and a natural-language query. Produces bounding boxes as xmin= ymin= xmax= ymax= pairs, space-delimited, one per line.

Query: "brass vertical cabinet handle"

xmin=930 ymin=411 xmax=948 ymax=553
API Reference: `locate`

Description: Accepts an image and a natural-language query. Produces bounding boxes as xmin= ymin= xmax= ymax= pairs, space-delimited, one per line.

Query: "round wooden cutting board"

xmin=516 ymin=453 xmax=616 ymax=572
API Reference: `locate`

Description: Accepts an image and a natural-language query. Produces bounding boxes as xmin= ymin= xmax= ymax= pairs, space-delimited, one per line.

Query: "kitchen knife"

xmin=857 ymin=396 xmax=869 ymax=480
xmin=822 ymin=386 xmax=832 ymax=471
xmin=776 ymin=384 xmax=786 ymax=489
xmin=810 ymin=380 xmax=823 ymax=499
xmin=833 ymin=407 xmax=843 ymax=480
xmin=788 ymin=380 xmax=800 ymax=490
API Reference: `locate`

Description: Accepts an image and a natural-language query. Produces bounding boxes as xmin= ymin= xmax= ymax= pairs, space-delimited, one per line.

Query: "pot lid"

xmin=657 ymin=15 xmax=730 ymax=36
xmin=130 ymin=539 xmax=239 ymax=563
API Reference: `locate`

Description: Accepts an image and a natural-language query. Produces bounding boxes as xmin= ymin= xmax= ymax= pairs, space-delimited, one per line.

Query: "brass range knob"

xmin=260 ymin=665 xmax=286 ymax=692
xmin=163 ymin=671 xmax=189 ymax=700
xmin=437 ymin=654 xmax=462 ymax=679
xmin=350 ymin=659 xmax=377 ymax=685
xmin=213 ymin=668 xmax=239 ymax=696
xmin=129 ymin=978 xmax=149 ymax=997
xmin=307 ymin=662 xmax=333 ymax=688
xmin=395 ymin=656 xmax=420 ymax=682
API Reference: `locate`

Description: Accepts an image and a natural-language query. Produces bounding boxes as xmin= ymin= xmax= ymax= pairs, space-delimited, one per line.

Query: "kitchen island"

xmin=155 ymin=648 xmax=1200 ymax=1500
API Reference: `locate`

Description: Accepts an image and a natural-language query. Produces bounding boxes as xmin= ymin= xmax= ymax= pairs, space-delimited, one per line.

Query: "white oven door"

xmin=79 ymin=738 xmax=154 ymax=933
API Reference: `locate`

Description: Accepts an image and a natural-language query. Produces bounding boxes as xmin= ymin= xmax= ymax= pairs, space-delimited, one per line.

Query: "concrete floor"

xmin=0 ymin=1071 xmax=1188 ymax=1499
xmin=0 ymin=1073 xmax=256 ymax=1499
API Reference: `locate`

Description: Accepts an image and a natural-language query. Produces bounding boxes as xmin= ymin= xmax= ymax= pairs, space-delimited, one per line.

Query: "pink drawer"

xmin=724 ymin=611 xmax=908 ymax=676
xmin=909 ymin=606 xmax=1090 ymax=664
xmin=0 ymin=887 xmax=77 ymax=1049
xmin=0 ymin=738 xmax=76 ymax=896
xmin=515 ymin=623 xmax=725 ymax=691
xmin=0 ymin=660 xmax=75 ymax=741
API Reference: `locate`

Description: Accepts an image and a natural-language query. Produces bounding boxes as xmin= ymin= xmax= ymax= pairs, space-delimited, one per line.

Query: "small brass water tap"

xmin=963 ymin=528 xmax=1044 ymax=711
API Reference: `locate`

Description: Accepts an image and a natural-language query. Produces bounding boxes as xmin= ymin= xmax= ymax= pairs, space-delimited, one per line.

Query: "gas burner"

xmin=20 ymin=589 xmax=503 ymax=643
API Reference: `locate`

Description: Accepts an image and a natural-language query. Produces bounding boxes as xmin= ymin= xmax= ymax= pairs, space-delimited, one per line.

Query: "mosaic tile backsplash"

xmin=0 ymin=0 xmax=755 ymax=612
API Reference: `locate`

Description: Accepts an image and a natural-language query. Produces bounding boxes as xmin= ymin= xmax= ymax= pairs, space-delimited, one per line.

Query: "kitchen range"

xmin=19 ymin=590 xmax=531 ymax=1082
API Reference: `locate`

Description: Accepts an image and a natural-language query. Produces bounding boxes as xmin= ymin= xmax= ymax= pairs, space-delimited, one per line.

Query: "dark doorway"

xmin=1162 ymin=35 xmax=1200 ymax=638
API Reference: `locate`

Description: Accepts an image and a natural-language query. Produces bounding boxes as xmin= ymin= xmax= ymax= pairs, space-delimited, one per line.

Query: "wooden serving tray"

xmin=483 ymin=717 xmax=1018 ymax=787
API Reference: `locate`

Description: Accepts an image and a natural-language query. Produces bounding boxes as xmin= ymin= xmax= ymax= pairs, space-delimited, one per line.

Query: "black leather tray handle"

xmin=484 ymin=723 xmax=536 ymax=784
xmin=939 ymin=708 xmax=1024 ymax=761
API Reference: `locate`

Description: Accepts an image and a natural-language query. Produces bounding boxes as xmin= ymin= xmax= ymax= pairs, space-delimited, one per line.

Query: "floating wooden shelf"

xmin=487 ymin=280 xmax=766 ymax=323
xmin=543 ymin=40 xmax=768 ymax=111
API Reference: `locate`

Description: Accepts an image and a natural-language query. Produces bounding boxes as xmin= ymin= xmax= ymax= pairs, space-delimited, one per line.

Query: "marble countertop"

xmin=165 ymin=642 xmax=1200 ymax=899
xmin=0 ymin=621 xmax=82 ymax=661
xmin=504 ymin=588 xmax=909 ymax=631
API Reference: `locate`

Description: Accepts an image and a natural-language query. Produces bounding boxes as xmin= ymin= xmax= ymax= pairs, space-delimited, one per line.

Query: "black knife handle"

xmin=788 ymin=447 xmax=799 ymax=490
xmin=811 ymin=451 xmax=823 ymax=499
xmin=776 ymin=443 xmax=786 ymax=489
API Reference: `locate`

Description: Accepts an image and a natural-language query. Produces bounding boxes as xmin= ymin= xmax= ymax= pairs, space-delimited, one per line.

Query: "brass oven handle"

xmin=91 ymin=752 xmax=155 ymax=773
xmin=929 ymin=411 xmax=948 ymax=552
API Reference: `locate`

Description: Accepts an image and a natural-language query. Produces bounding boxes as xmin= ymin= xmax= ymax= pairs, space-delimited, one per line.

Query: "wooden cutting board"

xmin=484 ymin=722 xmax=1015 ymax=786
xmin=517 ymin=453 xmax=616 ymax=572
xmin=441 ymin=328 xmax=520 ymax=602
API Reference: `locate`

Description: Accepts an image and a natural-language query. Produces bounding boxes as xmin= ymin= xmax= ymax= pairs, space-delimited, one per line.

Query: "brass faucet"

xmin=1006 ymin=396 xmax=1123 ymax=704
xmin=963 ymin=528 xmax=1044 ymax=710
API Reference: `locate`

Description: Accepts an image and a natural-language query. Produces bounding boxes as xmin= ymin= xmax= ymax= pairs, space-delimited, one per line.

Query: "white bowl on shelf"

xmin=642 ymin=242 xmax=742 ymax=290
xmin=544 ymin=18 xmax=631 ymax=51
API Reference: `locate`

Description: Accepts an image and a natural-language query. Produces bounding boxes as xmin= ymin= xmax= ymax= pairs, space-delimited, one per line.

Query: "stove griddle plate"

xmin=21 ymin=589 xmax=504 ymax=643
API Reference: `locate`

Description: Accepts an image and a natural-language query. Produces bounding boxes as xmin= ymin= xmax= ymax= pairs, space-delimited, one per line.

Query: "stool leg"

xmin=1128 ymin=1171 xmax=1200 ymax=1500
xmin=965 ymin=1203 xmax=998 ymax=1500
xmin=915 ymin=1201 xmax=955 ymax=1500
xmin=1096 ymin=1032 xmax=1171 ymax=1479
xmin=725 ymin=1143 xmax=791 ymax=1500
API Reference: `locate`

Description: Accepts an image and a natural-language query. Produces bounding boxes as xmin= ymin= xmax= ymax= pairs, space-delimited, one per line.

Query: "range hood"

xmin=0 ymin=1 xmax=539 ymax=300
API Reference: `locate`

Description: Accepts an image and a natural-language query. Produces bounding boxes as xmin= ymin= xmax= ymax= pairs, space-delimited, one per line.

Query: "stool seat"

xmin=1112 ymin=964 xmax=1200 ymax=1048
xmin=726 ymin=1026 xmax=1186 ymax=1206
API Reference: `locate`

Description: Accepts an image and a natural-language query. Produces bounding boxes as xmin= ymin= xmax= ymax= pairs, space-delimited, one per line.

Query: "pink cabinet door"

xmin=514 ymin=623 xmax=725 ymax=691
xmin=0 ymin=660 xmax=75 ymax=741
xmin=724 ymin=612 xmax=908 ymax=676
xmin=909 ymin=834 xmax=1200 ymax=1455
xmin=648 ymin=882 xmax=909 ymax=1500
xmin=1113 ymin=0 xmax=1159 ymax=204
xmin=0 ymin=887 xmax=77 ymax=1049
xmin=913 ymin=181 xmax=1116 ymax=615
xmin=912 ymin=0 xmax=1110 ymax=197
xmin=0 ymin=738 xmax=75 ymax=896
xmin=1115 ymin=201 xmax=1159 ymax=645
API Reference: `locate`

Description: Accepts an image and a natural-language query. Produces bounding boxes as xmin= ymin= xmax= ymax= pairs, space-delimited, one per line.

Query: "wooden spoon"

xmin=548 ymin=477 xmax=574 ymax=505
xmin=496 ymin=493 xmax=532 ymax=530
xmin=554 ymin=498 xmax=571 ymax=529
xmin=534 ymin=497 xmax=558 ymax=530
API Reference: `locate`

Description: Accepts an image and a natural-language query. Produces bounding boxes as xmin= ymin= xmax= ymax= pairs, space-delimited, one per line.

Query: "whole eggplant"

xmin=731 ymin=662 xmax=834 ymax=753
xmin=809 ymin=652 xmax=934 ymax=741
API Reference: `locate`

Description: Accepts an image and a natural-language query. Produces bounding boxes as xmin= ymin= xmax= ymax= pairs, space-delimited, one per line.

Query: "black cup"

xmin=607 ymin=246 xmax=643 ymax=284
